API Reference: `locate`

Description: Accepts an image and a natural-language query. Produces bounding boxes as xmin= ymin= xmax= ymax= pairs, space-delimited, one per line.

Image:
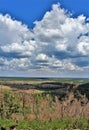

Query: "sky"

xmin=0 ymin=0 xmax=89 ymax=77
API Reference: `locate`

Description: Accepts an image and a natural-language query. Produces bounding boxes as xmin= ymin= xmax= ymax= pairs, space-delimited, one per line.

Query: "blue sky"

xmin=0 ymin=0 xmax=89 ymax=28
xmin=0 ymin=0 xmax=89 ymax=77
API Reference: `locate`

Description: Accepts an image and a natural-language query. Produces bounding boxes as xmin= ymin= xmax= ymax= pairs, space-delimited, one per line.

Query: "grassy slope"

xmin=0 ymin=78 xmax=89 ymax=130
xmin=0 ymin=118 xmax=89 ymax=130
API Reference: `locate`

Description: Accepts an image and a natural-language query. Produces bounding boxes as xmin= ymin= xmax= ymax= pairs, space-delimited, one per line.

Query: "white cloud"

xmin=0 ymin=4 xmax=89 ymax=77
xmin=34 ymin=5 xmax=89 ymax=56
xmin=0 ymin=13 xmax=35 ymax=58
xmin=0 ymin=14 xmax=32 ymax=44
xmin=36 ymin=53 xmax=49 ymax=61
xmin=77 ymin=36 xmax=89 ymax=55
xmin=56 ymin=44 xmax=67 ymax=51
xmin=1 ymin=40 xmax=36 ymax=57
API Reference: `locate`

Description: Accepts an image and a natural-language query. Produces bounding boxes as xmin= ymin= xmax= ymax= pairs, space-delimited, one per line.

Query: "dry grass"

xmin=0 ymin=85 xmax=11 ymax=90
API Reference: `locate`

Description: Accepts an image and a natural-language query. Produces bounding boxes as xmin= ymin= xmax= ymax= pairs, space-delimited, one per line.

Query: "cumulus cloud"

xmin=77 ymin=36 xmax=89 ymax=55
xmin=0 ymin=14 xmax=35 ymax=58
xmin=0 ymin=3 xmax=89 ymax=77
